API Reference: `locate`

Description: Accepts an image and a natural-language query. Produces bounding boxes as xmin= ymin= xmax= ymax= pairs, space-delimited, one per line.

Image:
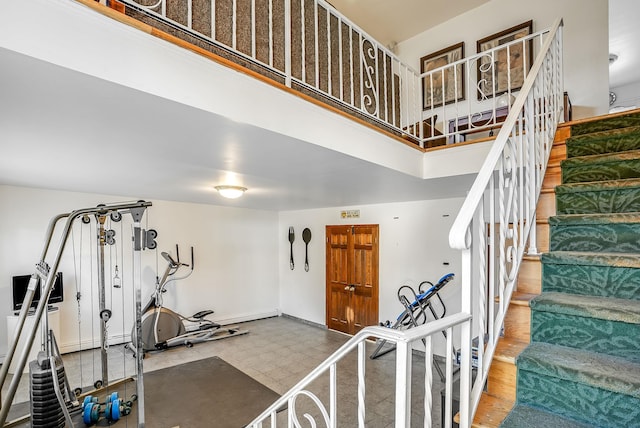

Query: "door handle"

xmin=350 ymin=286 xmax=355 ymax=292
xmin=344 ymin=286 xmax=350 ymax=291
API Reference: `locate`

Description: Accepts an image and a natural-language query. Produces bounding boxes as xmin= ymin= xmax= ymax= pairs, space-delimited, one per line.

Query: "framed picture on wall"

xmin=476 ymin=20 xmax=533 ymax=100
xmin=420 ymin=42 xmax=465 ymax=110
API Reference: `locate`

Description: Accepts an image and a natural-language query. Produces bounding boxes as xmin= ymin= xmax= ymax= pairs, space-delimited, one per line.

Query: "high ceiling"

xmin=608 ymin=0 xmax=640 ymax=88
xmin=1 ymin=0 xmax=637 ymax=212
xmin=327 ymin=0 xmax=491 ymax=49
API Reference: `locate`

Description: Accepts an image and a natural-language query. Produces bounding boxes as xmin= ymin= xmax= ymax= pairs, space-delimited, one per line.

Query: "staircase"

xmin=472 ymin=109 xmax=640 ymax=427
xmin=473 ymin=111 xmax=640 ymax=428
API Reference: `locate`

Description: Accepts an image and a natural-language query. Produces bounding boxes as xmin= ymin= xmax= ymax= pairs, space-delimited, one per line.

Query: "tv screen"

xmin=12 ymin=273 xmax=63 ymax=311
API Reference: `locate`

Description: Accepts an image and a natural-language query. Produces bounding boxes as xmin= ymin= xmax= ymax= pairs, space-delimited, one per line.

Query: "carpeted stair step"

xmin=561 ymin=150 xmax=640 ymax=184
xmin=541 ymin=251 xmax=640 ymax=300
xmin=530 ymin=291 xmax=640 ymax=361
xmin=555 ymin=177 xmax=640 ymax=214
xmin=500 ymin=404 xmax=597 ymax=428
xmin=515 ymin=342 xmax=640 ymax=427
xmin=571 ymin=111 xmax=640 ymax=136
xmin=566 ymin=125 xmax=640 ymax=157
xmin=549 ymin=212 xmax=640 ymax=253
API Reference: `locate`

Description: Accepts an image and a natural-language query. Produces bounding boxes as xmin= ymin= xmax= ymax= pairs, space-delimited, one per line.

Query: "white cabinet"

xmin=6 ymin=307 xmax=60 ymax=374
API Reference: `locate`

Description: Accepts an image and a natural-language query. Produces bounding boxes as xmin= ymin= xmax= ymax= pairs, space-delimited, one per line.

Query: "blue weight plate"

xmin=111 ymin=398 xmax=121 ymax=421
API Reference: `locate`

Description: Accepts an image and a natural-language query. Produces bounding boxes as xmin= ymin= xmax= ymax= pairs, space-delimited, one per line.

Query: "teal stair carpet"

xmin=501 ymin=111 xmax=640 ymax=428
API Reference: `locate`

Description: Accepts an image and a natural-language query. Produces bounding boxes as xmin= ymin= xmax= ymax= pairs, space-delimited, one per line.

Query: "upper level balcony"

xmin=0 ymin=0 xmax=609 ymax=211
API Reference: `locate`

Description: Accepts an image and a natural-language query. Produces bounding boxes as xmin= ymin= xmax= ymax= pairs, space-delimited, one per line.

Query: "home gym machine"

xmin=0 ymin=201 xmax=155 ymax=428
xmin=370 ymin=273 xmax=455 ymax=381
xmin=132 ymin=245 xmax=248 ymax=354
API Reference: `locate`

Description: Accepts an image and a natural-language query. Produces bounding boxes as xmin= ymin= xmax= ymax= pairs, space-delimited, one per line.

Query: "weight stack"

xmin=29 ymin=352 xmax=67 ymax=428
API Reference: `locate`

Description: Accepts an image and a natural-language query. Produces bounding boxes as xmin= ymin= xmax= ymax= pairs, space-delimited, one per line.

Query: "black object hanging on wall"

xmin=302 ymin=228 xmax=312 ymax=272
xmin=288 ymin=227 xmax=295 ymax=270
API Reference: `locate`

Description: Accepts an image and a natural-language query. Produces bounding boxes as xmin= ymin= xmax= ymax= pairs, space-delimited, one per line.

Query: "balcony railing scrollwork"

xmin=116 ymin=0 xmax=421 ymax=142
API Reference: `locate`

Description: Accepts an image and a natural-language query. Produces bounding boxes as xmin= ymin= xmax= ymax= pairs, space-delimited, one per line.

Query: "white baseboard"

xmin=213 ymin=309 xmax=279 ymax=326
xmin=53 ymin=310 xmax=280 ymax=354
xmin=57 ymin=333 xmax=132 ymax=355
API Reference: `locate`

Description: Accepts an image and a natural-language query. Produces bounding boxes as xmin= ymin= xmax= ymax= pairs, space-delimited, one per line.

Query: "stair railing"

xmin=448 ymin=18 xmax=564 ymax=426
xmin=246 ymin=312 xmax=471 ymax=427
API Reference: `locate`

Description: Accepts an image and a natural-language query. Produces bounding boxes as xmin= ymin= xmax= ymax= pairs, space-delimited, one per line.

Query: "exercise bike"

xmin=132 ymin=246 xmax=248 ymax=354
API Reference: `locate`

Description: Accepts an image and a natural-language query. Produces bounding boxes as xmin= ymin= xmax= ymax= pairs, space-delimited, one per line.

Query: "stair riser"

xmin=531 ymin=311 xmax=640 ymax=361
xmin=534 ymin=223 xmax=549 ymax=253
xmin=503 ymin=305 xmax=531 ymax=343
xmin=549 ymin=143 xmax=567 ymax=167
xmin=487 ymin=360 xmax=517 ymax=402
xmin=542 ymin=263 xmax=640 ymax=300
xmin=516 ymin=369 xmax=640 ymax=428
xmin=517 ymin=259 xmax=541 ymax=295
xmin=542 ymin=165 xmax=561 ymax=189
xmin=549 ymin=223 xmax=640 ymax=253
xmin=562 ymin=159 xmax=640 ymax=184
xmin=556 ymin=187 xmax=640 ymax=214
xmin=567 ymin=133 xmax=640 ymax=157
xmin=537 ymin=192 xmax=556 ymax=220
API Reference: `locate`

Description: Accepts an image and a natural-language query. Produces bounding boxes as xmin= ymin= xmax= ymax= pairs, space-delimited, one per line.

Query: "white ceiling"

xmin=326 ymin=0 xmax=491 ymax=49
xmin=608 ymin=0 xmax=640 ymax=88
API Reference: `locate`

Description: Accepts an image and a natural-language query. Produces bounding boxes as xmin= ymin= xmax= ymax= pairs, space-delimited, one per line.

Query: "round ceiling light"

xmin=214 ymin=185 xmax=247 ymax=199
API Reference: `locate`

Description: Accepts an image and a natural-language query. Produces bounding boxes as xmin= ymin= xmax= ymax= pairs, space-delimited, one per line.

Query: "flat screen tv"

xmin=12 ymin=273 xmax=63 ymax=311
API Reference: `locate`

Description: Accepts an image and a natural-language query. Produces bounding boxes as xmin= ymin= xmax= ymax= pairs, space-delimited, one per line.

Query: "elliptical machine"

xmin=133 ymin=246 xmax=247 ymax=354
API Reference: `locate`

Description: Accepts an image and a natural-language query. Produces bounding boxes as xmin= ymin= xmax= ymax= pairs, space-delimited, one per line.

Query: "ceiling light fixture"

xmin=214 ymin=185 xmax=247 ymax=199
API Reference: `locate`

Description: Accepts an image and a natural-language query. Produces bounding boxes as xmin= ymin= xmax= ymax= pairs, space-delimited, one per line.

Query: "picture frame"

xmin=420 ymin=42 xmax=465 ymax=110
xmin=476 ymin=20 xmax=533 ymax=100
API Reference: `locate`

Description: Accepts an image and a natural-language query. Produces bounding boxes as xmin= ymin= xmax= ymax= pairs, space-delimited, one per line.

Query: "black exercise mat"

xmin=7 ymin=356 xmax=280 ymax=427
xmin=143 ymin=356 xmax=280 ymax=427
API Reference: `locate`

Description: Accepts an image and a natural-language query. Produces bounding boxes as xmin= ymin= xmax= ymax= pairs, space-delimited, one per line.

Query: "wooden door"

xmin=326 ymin=225 xmax=379 ymax=335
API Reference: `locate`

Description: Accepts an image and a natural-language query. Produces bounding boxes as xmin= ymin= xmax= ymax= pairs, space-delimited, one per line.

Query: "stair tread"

xmin=517 ymin=342 xmax=640 ymax=398
xmin=531 ymin=291 xmax=640 ymax=324
xmin=562 ymin=148 xmax=640 ymax=166
xmin=508 ymin=292 xmax=536 ymax=307
xmin=495 ymin=338 xmax=528 ymax=364
xmin=542 ymin=250 xmax=640 ymax=268
xmin=501 ymin=404 xmax=597 ymax=428
xmin=567 ymin=124 xmax=640 ymax=144
xmin=549 ymin=211 xmax=640 ymax=225
xmin=555 ymin=177 xmax=640 ymax=193
xmin=571 ymin=111 xmax=640 ymax=136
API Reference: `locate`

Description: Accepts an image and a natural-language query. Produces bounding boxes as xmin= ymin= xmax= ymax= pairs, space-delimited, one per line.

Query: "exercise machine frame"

xmin=370 ymin=273 xmax=455 ymax=381
xmin=0 ymin=201 xmax=154 ymax=428
xmin=132 ymin=245 xmax=247 ymax=355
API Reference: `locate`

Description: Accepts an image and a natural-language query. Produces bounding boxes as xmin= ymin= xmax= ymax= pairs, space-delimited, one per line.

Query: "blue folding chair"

xmin=370 ymin=273 xmax=455 ymax=380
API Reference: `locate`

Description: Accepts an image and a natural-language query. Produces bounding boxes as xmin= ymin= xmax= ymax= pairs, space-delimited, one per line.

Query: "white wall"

xmin=397 ymin=0 xmax=609 ymax=119
xmin=0 ymin=185 xmax=279 ymax=358
xmin=610 ymin=80 xmax=640 ymax=112
xmin=279 ymin=197 xmax=465 ymax=355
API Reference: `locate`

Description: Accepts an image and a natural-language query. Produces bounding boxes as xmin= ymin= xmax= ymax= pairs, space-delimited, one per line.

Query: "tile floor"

xmin=2 ymin=316 xmax=448 ymax=427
